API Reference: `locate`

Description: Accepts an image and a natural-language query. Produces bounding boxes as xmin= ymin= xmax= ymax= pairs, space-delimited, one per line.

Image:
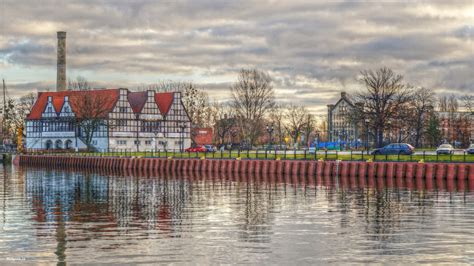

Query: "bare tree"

xmin=2 ymin=93 xmax=37 ymax=144
xmin=68 ymin=76 xmax=91 ymax=91
xmin=181 ymin=83 xmax=210 ymax=127
xmin=448 ymin=94 xmax=459 ymax=113
xmin=71 ymin=92 xmax=111 ymax=151
xmin=353 ymin=67 xmax=412 ymax=147
xmin=460 ymin=95 xmax=474 ymax=112
xmin=213 ymin=103 xmax=236 ymax=146
xmin=284 ymin=105 xmax=309 ymax=148
xmin=408 ymin=87 xmax=435 ymax=147
xmin=268 ymin=104 xmax=286 ymax=147
xmin=302 ymin=113 xmax=316 ymax=147
xmin=438 ymin=95 xmax=448 ymax=112
xmin=231 ymin=69 xmax=275 ymax=146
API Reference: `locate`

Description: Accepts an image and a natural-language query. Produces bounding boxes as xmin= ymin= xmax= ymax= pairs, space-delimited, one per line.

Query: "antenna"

xmin=2 ymin=79 xmax=5 ymax=140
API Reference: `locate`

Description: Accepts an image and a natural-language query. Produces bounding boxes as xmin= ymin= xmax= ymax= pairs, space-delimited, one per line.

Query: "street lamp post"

xmin=398 ymin=128 xmax=404 ymax=143
xmin=365 ymin=119 xmax=370 ymax=154
xmin=387 ymin=120 xmax=392 ymax=143
xmin=266 ymin=124 xmax=274 ymax=147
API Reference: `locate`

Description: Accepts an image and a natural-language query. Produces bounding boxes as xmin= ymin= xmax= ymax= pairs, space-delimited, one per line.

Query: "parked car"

xmin=204 ymin=145 xmax=217 ymax=152
xmin=185 ymin=145 xmax=207 ymax=152
xmin=465 ymin=144 xmax=474 ymax=154
xmin=370 ymin=143 xmax=414 ymax=155
xmin=436 ymin=144 xmax=454 ymax=155
xmin=239 ymin=143 xmax=256 ymax=150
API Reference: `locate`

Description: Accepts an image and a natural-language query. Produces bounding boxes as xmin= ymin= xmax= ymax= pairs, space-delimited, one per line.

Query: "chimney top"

xmin=341 ymin=91 xmax=347 ymax=98
xmin=57 ymin=31 xmax=66 ymax=38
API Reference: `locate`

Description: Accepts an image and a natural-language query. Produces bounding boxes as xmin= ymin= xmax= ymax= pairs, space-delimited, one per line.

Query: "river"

xmin=0 ymin=165 xmax=473 ymax=264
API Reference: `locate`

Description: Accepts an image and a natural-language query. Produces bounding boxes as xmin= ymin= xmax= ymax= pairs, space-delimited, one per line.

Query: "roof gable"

xmin=155 ymin=92 xmax=174 ymax=115
xmin=128 ymin=91 xmax=147 ymax=113
xmin=27 ymin=89 xmax=120 ymax=119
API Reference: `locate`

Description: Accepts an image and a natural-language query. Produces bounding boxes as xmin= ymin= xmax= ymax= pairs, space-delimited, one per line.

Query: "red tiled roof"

xmin=27 ymin=89 xmax=120 ymax=119
xmin=127 ymin=91 xmax=147 ymax=113
xmin=27 ymin=89 xmax=178 ymax=119
xmin=155 ymin=92 xmax=174 ymax=115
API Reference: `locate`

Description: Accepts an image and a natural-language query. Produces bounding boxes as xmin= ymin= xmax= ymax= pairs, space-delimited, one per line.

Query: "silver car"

xmin=466 ymin=144 xmax=474 ymax=155
xmin=436 ymin=144 xmax=454 ymax=155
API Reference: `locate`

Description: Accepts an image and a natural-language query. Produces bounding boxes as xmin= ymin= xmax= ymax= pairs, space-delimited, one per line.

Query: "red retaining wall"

xmin=17 ymin=155 xmax=473 ymax=181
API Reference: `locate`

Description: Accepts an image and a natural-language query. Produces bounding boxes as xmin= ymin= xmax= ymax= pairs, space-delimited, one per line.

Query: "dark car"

xmin=466 ymin=144 xmax=474 ymax=155
xmin=371 ymin=143 xmax=414 ymax=155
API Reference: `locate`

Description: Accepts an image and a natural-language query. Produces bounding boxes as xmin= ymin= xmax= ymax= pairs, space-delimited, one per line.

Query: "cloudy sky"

xmin=0 ymin=0 xmax=472 ymax=114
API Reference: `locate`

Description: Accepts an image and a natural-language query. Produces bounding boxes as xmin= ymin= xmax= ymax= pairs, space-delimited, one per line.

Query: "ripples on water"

xmin=0 ymin=165 xmax=473 ymax=264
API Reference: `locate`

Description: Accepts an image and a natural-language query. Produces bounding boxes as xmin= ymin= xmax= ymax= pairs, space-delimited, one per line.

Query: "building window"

xmin=142 ymin=121 xmax=160 ymax=132
xmin=117 ymin=120 xmax=127 ymax=127
xmin=120 ymin=107 xmax=127 ymax=113
xmin=134 ymin=140 xmax=141 ymax=145
xmin=116 ymin=140 xmax=127 ymax=145
xmin=92 ymin=140 xmax=98 ymax=145
xmin=145 ymin=140 xmax=152 ymax=145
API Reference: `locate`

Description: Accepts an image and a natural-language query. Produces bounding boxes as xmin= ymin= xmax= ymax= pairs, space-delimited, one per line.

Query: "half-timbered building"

xmin=25 ymin=88 xmax=191 ymax=152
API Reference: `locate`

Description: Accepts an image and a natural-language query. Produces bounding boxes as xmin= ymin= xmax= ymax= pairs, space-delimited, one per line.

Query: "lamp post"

xmin=315 ymin=130 xmax=320 ymax=150
xmin=229 ymin=128 xmax=237 ymax=150
xmin=266 ymin=123 xmax=274 ymax=147
xmin=365 ymin=118 xmax=370 ymax=153
xmin=398 ymin=128 xmax=404 ymax=143
xmin=387 ymin=120 xmax=392 ymax=143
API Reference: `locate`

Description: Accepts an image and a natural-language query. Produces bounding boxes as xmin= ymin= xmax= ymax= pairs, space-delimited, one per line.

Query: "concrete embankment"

xmin=18 ymin=155 xmax=474 ymax=181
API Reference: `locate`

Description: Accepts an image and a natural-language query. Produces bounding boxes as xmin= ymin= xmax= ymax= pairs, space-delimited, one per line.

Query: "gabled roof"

xmin=331 ymin=92 xmax=355 ymax=111
xmin=27 ymin=89 xmax=179 ymax=120
xmin=27 ymin=89 xmax=120 ymax=119
xmin=128 ymin=91 xmax=147 ymax=113
xmin=155 ymin=92 xmax=174 ymax=115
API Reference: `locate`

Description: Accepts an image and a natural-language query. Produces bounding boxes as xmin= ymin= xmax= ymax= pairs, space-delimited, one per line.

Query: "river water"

xmin=0 ymin=165 xmax=473 ymax=264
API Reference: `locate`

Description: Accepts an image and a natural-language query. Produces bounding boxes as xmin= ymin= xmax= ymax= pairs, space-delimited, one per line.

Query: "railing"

xmin=23 ymin=148 xmax=474 ymax=163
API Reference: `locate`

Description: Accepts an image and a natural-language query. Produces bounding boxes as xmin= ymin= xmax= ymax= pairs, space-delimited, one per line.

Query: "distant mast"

xmin=57 ymin=31 xmax=67 ymax=91
xmin=2 ymin=79 xmax=5 ymax=140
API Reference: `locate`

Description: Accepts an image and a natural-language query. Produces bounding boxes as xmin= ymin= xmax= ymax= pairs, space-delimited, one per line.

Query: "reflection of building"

xmin=437 ymin=111 xmax=473 ymax=145
xmin=25 ymin=89 xmax=191 ymax=151
xmin=327 ymin=92 xmax=359 ymax=142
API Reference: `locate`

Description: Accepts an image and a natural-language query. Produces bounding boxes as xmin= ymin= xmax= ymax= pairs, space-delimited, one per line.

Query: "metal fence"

xmin=24 ymin=148 xmax=474 ymax=163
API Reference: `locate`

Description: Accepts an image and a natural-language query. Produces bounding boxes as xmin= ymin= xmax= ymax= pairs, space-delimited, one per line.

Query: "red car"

xmin=185 ymin=145 xmax=207 ymax=152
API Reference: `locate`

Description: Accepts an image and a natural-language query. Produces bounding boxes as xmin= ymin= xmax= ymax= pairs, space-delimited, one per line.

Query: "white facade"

xmin=25 ymin=89 xmax=191 ymax=152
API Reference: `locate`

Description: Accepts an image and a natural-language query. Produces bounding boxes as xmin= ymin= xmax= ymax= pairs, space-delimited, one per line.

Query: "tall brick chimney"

xmin=56 ymin=31 xmax=67 ymax=91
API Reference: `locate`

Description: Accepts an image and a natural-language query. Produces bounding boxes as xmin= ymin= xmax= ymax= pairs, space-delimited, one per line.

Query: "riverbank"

xmin=24 ymin=150 xmax=474 ymax=163
xmin=18 ymin=155 xmax=474 ymax=181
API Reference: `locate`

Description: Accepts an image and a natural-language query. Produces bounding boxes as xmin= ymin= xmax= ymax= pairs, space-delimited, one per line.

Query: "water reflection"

xmin=0 ymin=165 xmax=473 ymax=264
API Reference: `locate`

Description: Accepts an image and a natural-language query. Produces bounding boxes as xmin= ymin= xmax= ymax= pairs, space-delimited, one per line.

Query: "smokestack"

xmin=56 ymin=31 xmax=67 ymax=91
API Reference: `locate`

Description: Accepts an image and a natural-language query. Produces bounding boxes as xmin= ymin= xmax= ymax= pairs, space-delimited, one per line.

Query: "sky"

xmin=0 ymin=0 xmax=473 ymax=114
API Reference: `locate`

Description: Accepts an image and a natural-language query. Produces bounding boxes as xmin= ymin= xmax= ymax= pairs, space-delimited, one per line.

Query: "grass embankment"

xmin=27 ymin=150 xmax=474 ymax=163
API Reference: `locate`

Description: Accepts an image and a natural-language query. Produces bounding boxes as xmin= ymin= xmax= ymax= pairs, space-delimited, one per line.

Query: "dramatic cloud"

xmin=0 ymin=0 xmax=472 ymax=112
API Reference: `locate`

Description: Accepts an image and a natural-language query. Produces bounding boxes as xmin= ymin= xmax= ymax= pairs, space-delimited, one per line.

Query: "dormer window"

xmin=120 ymin=107 xmax=127 ymax=113
xmin=47 ymin=96 xmax=52 ymax=102
xmin=64 ymin=106 xmax=70 ymax=113
xmin=47 ymin=107 xmax=52 ymax=113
